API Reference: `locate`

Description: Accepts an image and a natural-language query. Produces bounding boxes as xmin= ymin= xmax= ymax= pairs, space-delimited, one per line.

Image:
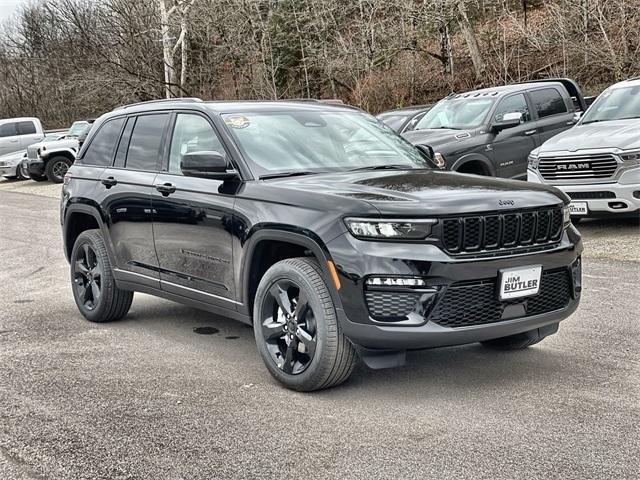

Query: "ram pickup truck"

xmin=528 ymin=78 xmax=640 ymax=220
xmin=0 ymin=117 xmax=45 ymax=156
xmin=61 ymin=98 xmax=582 ymax=391
xmin=403 ymin=79 xmax=587 ymax=179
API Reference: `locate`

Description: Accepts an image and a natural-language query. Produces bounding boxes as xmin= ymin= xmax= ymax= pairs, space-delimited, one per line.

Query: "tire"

xmin=45 ymin=156 xmax=72 ymax=183
xmin=30 ymin=172 xmax=48 ymax=182
xmin=16 ymin=163 xmax=29 ymax=180
xmin=480 ymin=324 xmax=558 ymax=350
xmin=70 ymin=229 xmax=133 ymax=323
xmin=253 ymin=257 xmax=358 ymax=391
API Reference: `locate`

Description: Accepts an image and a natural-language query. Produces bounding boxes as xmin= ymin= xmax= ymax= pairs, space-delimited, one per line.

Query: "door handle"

xmin=524 ymin=129 xmax=537 ymax=136
xmin=155 ymin=183 xmax=176 ymax=196
xmin=101 ymin=176 xmax=117 ymax=188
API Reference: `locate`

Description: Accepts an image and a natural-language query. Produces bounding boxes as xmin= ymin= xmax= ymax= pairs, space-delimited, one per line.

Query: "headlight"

xmin=528 ymin=150 xmax=540 ymax=169
xmin=433 ymin=152 xmax=446 ymax=169
xmin=620 ymin=149 xmax=640 ymax=163
xmin=563 ymin=205 xmax=571 ymax=226
xmin=344 ymin=218 xmax=437 ymax=239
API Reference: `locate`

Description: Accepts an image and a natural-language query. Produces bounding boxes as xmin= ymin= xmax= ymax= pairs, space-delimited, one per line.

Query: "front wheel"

xmin=253 ymin=257 xmax=358 ymax=391
xmin=16 ymin=162 xmax=29 ymax=180
xmin=70 ymin=229 xmax=133 ymax=323
xmin=45 ymin=156 xmax=72 ymax=183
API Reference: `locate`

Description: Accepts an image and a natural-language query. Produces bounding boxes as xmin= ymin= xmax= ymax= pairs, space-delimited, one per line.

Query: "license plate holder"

xmin=569 ymin=201 xmax=588 ymax=216
xmin=499 ymin=265 xmax=542 ymax=300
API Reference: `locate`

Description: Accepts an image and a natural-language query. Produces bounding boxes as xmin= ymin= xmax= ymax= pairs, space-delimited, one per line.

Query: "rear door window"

xmin=0 ymin=122 xmax=18 ymax=138
xmin=125 ymin=114 xmax=170 ymax=171
xmin=82 ymin=118 xmax=125 ymax=166
xmin=529 ymin=88 xmax=568 ymax=118
xmin=17 ymin=121 xmax=37 ymax=135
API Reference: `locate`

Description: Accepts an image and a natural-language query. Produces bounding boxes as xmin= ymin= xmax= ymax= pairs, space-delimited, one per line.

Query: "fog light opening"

xmin=608 ymin=201 xmax=627 ymax=210
xmin=633 ymin=191 xmax=640 ymax=199
xmin=366 ymin=276 xmax=427 ymax=287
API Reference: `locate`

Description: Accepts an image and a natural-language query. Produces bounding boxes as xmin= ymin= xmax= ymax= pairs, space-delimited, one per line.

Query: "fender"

xmin=239 ymin=227 xmax=344 ymax=316
xmin=451 ymin=152 xmax=496 ymax=176
xmin=41 ymin=147 xmax=77 ymax=161
xmin=63 ymin=203 xmax=117 ymax=266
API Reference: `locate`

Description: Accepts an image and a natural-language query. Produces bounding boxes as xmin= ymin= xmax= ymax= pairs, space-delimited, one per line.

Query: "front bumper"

xmin=327 ymin=226 xmax=582 ymax=350
xmin=26 ymin=158 xmax=45 ymax=176
xmin=528 ymin=168 xmax=640 ymax=217
xmin=0 ymin=164 xmax=18 ymax=177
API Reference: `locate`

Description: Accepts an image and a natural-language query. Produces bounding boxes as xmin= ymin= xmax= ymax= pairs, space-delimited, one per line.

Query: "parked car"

xmin=377 ymin=105 xmax=432 ymax=133
xmin=403 ymin=79 xmax=587 ymax=179
xmin=26 ymin=119 xmax=94 ymax=183
xmin=0 ymin=150 xmax=29 ymax=179
xmin=0 ymin=117 xmax=45 ymax=156
xmin=61 ymin=98 xmax=582 ymax=391
xmin=528 ymin=77 xmax=640 ymax=220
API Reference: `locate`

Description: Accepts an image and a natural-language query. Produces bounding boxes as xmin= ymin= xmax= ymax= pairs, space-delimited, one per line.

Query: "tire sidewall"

xmin=253 ymin=260 xmax=336 ymax=390
xmin=46 ymin=156 xmax=72 ymax=183
xmin=70 ymin=231 xmax=114 ymax=322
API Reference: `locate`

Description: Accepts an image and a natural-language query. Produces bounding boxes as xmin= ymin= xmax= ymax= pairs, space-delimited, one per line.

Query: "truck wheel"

xmin=45 ymin=156 xmax=72 ymax=183
xmin=70 ymin=229 xmax=134 ymax=323
xmin=253 ymin=257 xmax=358 ymax=391
xmin=480 ymin=324 xmax=558 ymax=350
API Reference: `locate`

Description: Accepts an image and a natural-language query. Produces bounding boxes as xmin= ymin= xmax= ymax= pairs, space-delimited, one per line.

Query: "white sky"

xmin=0 ymin=0 xmax=26 ymax=21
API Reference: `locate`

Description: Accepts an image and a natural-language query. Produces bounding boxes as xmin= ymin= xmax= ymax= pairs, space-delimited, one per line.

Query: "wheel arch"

xmin=240 ymin=228 xmax=342 ymax=319
xmin=451 ymin=153 xmax=496 ymax=176
xmin=44 ymin=149 xmax=76 ymax=163
xmin=63 ymin=203 xmax=113 ymax=264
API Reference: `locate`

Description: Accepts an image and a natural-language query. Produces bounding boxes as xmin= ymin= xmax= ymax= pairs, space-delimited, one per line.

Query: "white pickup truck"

xmin=527 ymin=78 xmax=640 ymax=221
xmin=0 ymin=117 xmax=44 ymax=156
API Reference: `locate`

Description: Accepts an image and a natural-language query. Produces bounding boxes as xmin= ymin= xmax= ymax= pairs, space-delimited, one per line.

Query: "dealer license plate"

xmin=569 ymin=201 xmax=588 ymax=216
xmin=499 ymin=266 xmax=542 ymax=300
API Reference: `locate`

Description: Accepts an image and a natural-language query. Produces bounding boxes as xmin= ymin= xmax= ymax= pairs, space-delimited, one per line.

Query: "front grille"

xmin=441 ymin=207 xmax=563 ymax=255
xmin=538 ymin=154 xmax=618 ymax=181
xmin=567 ymin=191 xmax=616 ymax=200
xmin=429 ymin=269 xmax=572 ymax=328
xmin=365 ymin=291 xmax=420 ymax=319
xmin=27 ymin=146 xmax=39 ymax=160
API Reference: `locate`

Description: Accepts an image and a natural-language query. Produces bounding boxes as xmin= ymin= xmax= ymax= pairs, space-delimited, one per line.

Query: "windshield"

xmin=581 ymin=86 xmax=640 ymax=124
xmin=221 ymin=110 xmax=428 ymax=176
xmin=67 ymin=121 xmax=90 ymax=138
xmin=414 ymin=97 xmax=495 ymax=130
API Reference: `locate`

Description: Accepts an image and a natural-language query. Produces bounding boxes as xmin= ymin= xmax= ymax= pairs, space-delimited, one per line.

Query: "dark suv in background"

xmin=403 ymin=79 xmax=587 ymax=179
xmin=61 ymin=98 xmax=582 ymax=391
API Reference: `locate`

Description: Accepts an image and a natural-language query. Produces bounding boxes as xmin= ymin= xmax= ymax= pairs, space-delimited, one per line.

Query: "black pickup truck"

xmin=403 ymin=79 xmax=588 ymax=180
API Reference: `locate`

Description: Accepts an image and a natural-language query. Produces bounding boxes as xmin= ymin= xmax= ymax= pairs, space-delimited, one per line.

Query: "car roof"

xmin=0 ymin=117 xmax=40 ymax=123
xmin=611 ymin=77 xmax=640 ymax=89
xmin=448 ymin=81 xmax=567 ymax=100
xmin=109 ymin=98 xmax=362 ymax=117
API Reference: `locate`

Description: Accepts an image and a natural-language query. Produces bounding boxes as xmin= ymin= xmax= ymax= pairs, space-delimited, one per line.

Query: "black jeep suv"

xmin=61 ymin=98 xmax=583 ymax=391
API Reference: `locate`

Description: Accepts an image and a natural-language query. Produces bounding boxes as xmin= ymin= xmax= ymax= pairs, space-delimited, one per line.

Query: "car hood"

xmin=259 ymin=169 xmax=567 ymax=216
xmin=402 ymin=128 xmax=475 ymax=148
xmin=540 ymin=119 xmax=640 ymax=152
xmin=28 ymin=137 xmax=79 ymax=152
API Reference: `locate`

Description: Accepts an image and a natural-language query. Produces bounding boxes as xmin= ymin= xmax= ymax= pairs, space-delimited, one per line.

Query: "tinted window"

xmin=17 ymin=121 xmax=37 ymax=135
xmin=168 ymin=114 xmax=225 ymax=174
xmin=530 ymin=88 xmax=567 ymax=118
xmin=114 ymin=117 xmax=135 ymax=168
xmin=125 ymin=114 xmax=169 ymax=171
xmin=494 ymin=93 xmax=530 ymax=122
xmin=82 ymin=118 xmax=125 ymax=166
xmin=0 ymin=122 xmax=18 ymax=138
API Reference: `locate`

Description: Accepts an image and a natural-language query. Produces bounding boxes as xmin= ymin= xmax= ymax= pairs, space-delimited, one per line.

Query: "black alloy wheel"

xmin=260 ymin=279 xmax=317 ymax=375
xmin=73 ymin=243 xmax=102 ymax=311
xmin=45 ymin=156 xmax=72 ymax=183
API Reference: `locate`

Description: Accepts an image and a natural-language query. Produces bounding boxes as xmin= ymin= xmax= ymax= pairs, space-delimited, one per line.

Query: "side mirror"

xmin=572 ymin=112 xmax=582 ymax=123
xmin=492 ymin=112 xmax=523 ymax=133
xmin=180 ymin=151 xmax=237 ymax=180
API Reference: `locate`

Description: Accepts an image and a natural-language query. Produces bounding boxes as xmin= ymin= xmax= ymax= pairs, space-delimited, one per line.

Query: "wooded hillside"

xmin=1 ymin=0 xmax=638 ymax=128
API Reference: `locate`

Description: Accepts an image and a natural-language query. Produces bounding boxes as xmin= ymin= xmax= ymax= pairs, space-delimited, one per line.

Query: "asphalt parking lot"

xmin=0 ymin=178 xmax=638 ymax=480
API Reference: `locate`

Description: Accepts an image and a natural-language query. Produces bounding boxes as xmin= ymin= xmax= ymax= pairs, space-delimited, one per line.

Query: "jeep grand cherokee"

xmin=61 ymin=98 xmax=583 ymax=391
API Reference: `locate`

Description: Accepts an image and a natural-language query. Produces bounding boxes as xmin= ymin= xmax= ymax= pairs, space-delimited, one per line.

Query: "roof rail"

xmin=114 ymin=97 xmax=203 ymax=110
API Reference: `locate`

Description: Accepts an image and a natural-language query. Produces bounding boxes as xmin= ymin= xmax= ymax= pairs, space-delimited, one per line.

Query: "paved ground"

xmin=0 ymin=182 xmax=638 ymax=479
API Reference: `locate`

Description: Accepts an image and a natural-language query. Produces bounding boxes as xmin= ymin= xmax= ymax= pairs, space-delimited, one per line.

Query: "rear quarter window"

xmin=82 ymin=118 xmax=126 ymax=166
xmin=17 ymin=121 xmax=37 ymax=135
xmin=529 ymin=88 xmax=568 ymax=118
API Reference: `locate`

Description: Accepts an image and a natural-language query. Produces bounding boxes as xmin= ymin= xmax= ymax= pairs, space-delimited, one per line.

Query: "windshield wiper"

xmin=259 ymin=171 xmax=319 ymax=180
xmin=348 ymin=164 xmax=414 ymax=172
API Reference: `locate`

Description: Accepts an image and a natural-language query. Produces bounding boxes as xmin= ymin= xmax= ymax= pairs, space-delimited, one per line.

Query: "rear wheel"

xmin=253 ymin=257 xmax=358 ymax=391
xmin=71 ymin=229 xmax=133 ymax=323
xmin=480 ymin=324 xmax=558 ymax=350
xmin=45 ymin=156 xmax=72 ymax=183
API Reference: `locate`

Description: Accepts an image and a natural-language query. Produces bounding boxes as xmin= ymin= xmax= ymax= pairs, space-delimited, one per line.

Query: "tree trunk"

xmin=159 ymin=0 xmax=176 ymax=98
xmin=457 ymin=0 xmax=485 ymax=80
